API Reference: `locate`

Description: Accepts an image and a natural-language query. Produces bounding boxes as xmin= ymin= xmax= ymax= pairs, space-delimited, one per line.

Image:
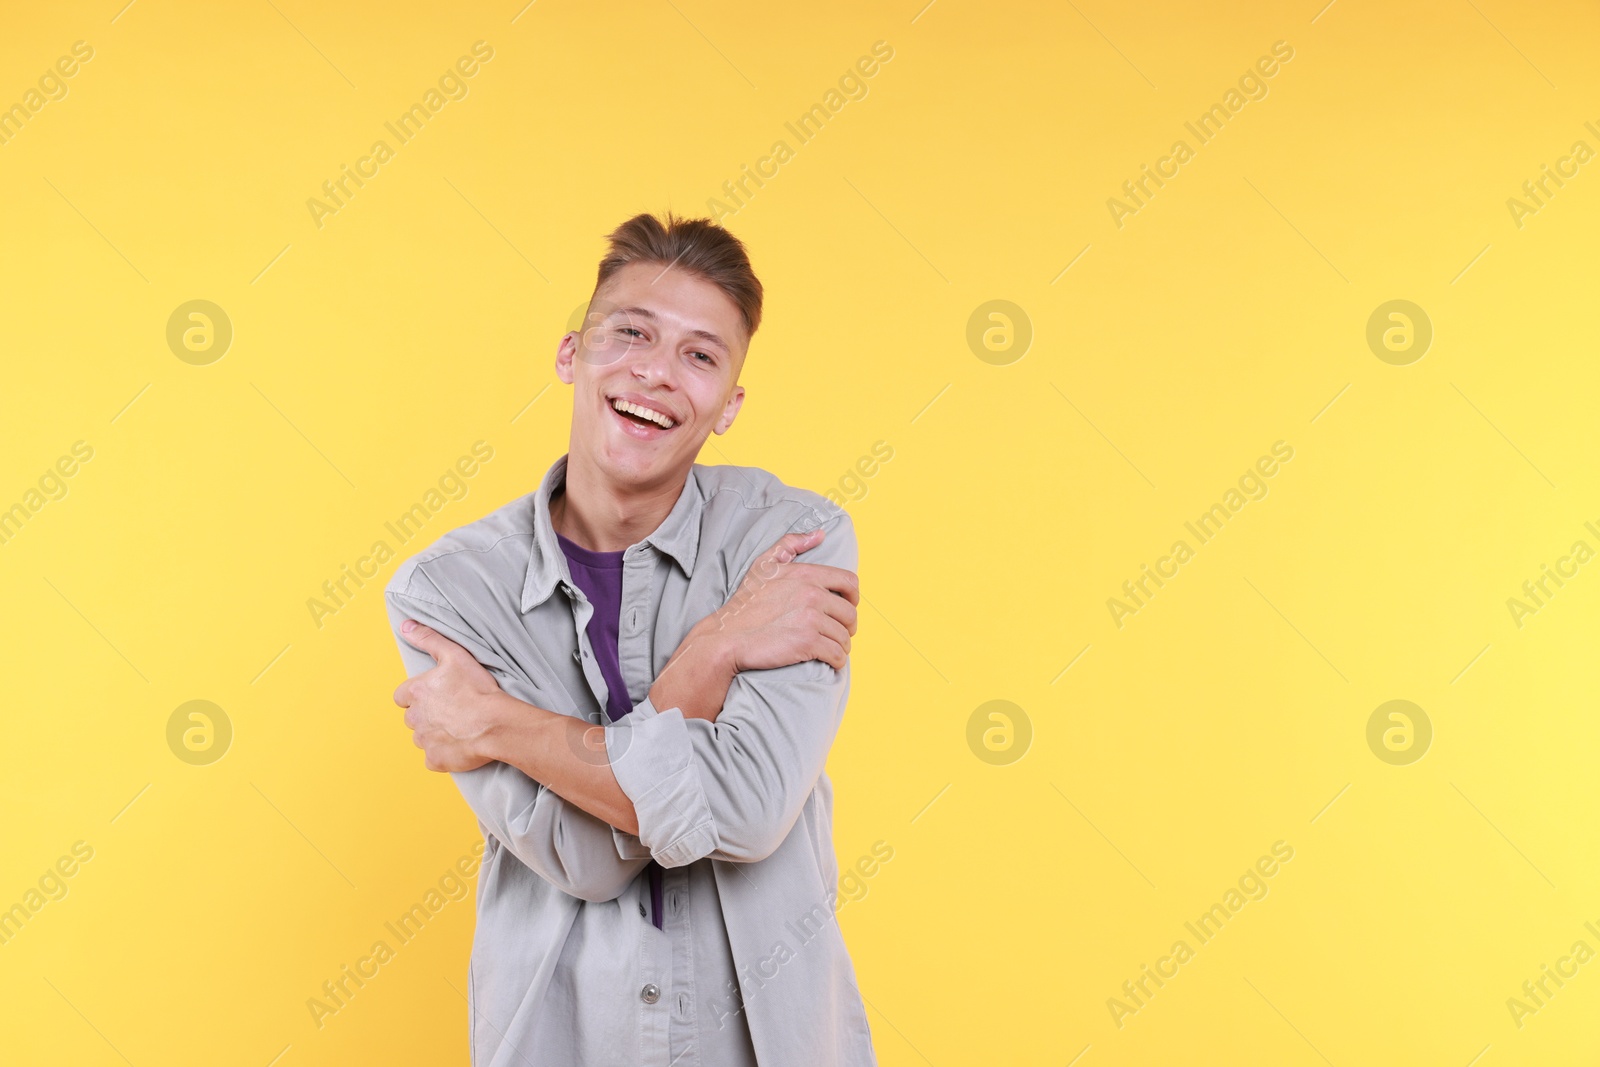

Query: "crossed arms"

xmin=385 ymin=513 xmax=859 ymax=900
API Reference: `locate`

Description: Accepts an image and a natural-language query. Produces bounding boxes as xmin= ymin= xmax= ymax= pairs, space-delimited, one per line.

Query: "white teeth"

xmin=611 ymin=398 xmax=675 ymax=429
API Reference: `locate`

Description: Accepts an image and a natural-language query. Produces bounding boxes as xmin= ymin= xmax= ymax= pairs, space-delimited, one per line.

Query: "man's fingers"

xmin=796 ymin=572 xmax=861 ymax=627
xmin=817 ymin=593 xmax=858 ymax=635
xmin=819 ymin=614 xmax=857 ymax=655
xmin=400 ymin=619 xmax=467 ymax=664
xmin=785 ymin=562 xmax=859 ymax=605
xmin=755 ymin=528 xmax=825 ymax=571
xmin=811 ymin=633 xmax=848 ymax=671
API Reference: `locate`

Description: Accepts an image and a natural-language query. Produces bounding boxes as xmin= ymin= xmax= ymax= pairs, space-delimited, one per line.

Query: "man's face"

xmin=556 ymin=260 xmax=747 ymax=488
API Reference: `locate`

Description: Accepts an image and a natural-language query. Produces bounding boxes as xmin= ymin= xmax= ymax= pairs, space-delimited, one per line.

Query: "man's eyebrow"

xmin=609 ymin=305 xmax=731 ymax=352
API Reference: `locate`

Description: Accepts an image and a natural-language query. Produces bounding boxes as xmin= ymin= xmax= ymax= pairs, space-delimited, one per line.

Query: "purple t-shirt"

xmin=556 ymin=531 xmax=665 ymax=929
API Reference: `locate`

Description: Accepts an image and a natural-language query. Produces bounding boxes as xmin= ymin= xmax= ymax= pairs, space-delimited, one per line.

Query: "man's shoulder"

xmin=385 ymin=492 xmax=537 ymax=605
xmin=693 ymin=463 xmax=854 ymax=564
xmin=695 ymin=462 xmax=846 ymax=526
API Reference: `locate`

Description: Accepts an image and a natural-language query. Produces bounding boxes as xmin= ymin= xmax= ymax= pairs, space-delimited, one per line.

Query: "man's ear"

xmin=555 ymin=331 xmax=577 ymax=384
xmin=713 ymin=385 xmax=745 ymax=435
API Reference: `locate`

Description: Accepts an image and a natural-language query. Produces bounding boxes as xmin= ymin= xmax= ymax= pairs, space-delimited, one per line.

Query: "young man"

xmin=383 ymin=212 xmax=877 ymax=1066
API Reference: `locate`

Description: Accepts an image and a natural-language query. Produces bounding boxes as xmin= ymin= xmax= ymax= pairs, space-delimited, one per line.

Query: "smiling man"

xmin=384 ymin=212 xmax=877 ymax=1066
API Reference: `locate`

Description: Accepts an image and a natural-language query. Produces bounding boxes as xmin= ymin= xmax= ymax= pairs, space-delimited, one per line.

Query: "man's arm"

xmin=385 ymin=526 xmax=856 ymax=892
xmin=392 ymin=608 xmax=742 ymax=835
xmin=603 ymin=506 xmax=859 ymax=867
xmin=385 ymin=578 xmax=654 ymax=902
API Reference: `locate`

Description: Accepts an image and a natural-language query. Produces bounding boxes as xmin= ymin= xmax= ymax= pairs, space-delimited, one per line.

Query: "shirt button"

xmin=571 ymin=650 xmax=581 ymax=662
xmin=640 ymin=983 xmax=660 ymax=1004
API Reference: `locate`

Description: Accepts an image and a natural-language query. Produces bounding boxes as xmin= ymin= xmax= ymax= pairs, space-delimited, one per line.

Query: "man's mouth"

xmin=607 ymin=396 xmax=678 ymax=438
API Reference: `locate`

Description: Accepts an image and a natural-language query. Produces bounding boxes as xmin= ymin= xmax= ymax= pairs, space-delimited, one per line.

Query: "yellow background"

xmin=3 ymin=0 xmax=1598 ymax=1063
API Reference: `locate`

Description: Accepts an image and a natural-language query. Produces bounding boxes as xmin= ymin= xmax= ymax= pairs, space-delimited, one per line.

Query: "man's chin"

xmin=590 ymin=438 xmax=688 ymax=486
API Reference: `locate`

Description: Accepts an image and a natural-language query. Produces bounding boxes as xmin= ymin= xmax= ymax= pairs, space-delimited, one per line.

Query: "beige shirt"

xmin=384 ymin=453 xmax=875 ymax=1066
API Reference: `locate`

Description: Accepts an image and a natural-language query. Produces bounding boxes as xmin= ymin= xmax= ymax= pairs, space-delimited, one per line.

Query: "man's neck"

xmin=551 ymin=449 xmax=689 ymax=553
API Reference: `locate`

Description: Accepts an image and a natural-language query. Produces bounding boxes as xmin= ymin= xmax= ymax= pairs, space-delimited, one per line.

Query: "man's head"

xmin=556 ymin=212 xmax=763 ymax=492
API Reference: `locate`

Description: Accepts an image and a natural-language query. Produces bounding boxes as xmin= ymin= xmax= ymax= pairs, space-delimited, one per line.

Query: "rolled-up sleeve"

xmin=385 ymin=568 xmax=651 ymax=902
xmin=605 ymin=507 xmax=857 ymax=866
xmin=605 ymin=696 xmax=722 ymax=866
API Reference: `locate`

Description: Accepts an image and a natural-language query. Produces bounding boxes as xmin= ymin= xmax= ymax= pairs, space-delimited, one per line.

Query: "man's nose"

xmin=628 ymin=337 xmax=677 ymax=384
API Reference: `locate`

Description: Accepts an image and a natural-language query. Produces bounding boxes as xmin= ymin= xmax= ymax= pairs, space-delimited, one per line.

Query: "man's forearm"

xmin=477 ymin=624 xmax=739 ymax=834
xmin=650 ymin=621 xmax=738 ymax=721
xmin=478 ymin=691 xmax=642 ymax=834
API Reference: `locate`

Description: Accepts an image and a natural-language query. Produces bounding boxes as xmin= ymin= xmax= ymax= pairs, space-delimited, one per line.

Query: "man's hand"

xmin=390 ymin=617 xmax=639 ymax=831
xmin=652 ymin=526 xmax=859 ymax=722
xmin=392 ymin=619 xmax=508 ymax=772
xmin=713 ymin=527 xmax=859 ymax=671
xmin=393 ymin=527 xmax=858 ymax=751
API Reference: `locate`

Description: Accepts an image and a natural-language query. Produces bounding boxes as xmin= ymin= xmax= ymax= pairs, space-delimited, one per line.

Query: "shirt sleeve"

xmin=384 ymin=567 xmax=651 ymax=903
xmin=603 ymin=505 xmax=857 ymax=867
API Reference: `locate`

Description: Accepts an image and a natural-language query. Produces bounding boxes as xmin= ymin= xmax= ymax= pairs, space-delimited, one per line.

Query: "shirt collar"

xmin=520 ymin=452 xmax=704 ymax=612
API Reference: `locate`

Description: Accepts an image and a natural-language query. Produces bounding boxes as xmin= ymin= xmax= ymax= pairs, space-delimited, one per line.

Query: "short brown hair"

xmin=593 ymin=211 xmax=764 ymax=341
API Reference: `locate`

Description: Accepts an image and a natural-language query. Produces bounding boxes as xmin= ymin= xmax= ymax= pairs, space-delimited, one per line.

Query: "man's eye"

xmin=691 ymin=351 xmax=714 ymax=363
xmin=619 ymin=327 xmax=645 ymax=339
